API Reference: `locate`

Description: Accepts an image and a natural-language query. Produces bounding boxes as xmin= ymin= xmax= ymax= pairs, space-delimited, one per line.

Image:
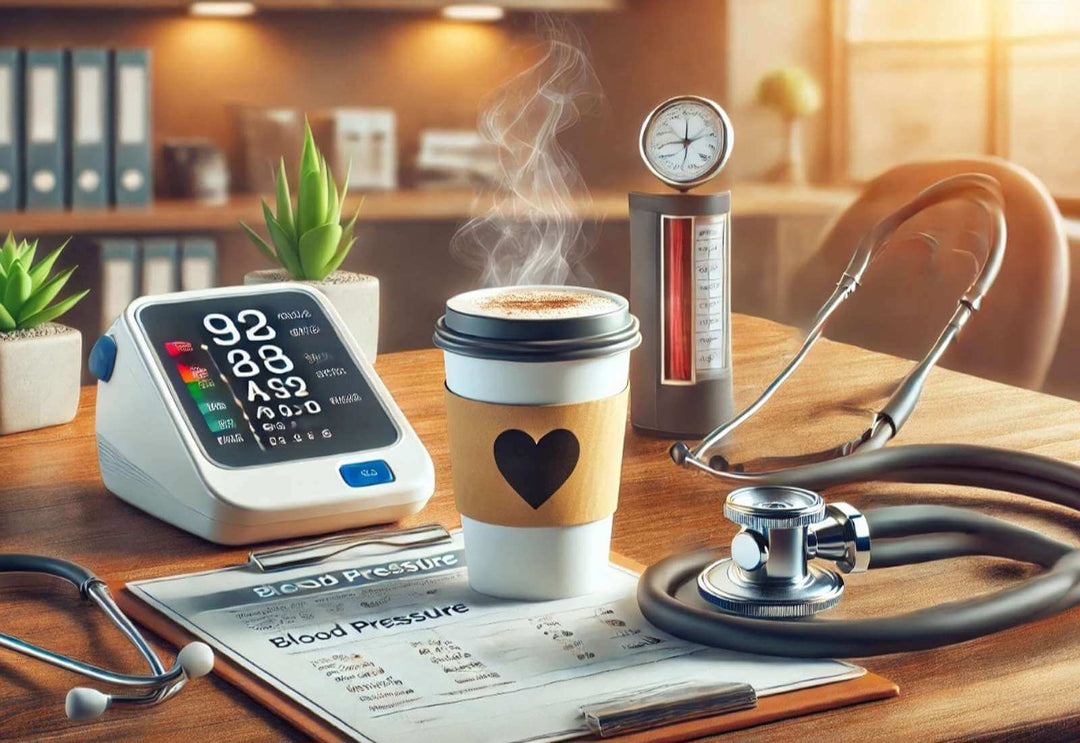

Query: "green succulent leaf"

xmin=0 ymin=303 xmax=14 ymax=331
xmin=3 ymin=262 xmax=32 ymax=315
xmin=19 ymin=289 xmax=90 ymax=329
xmin=325 ymin=159 xmax=340 ymax=226
xmin=297 ymin=169 xmax=328 ymax=236
xmin=299 ymin=223 xmax=342 ymax=280
xmin=262 ymin=206 xmax=303 ymax=279
xmin=239 ymin=221 xmax=278 ymax=263
xmin=28 ymin=238 xmax=70 ymax=290
xmin=322 ymin=237 xmax=354 ymax=278
xmin=0 ymin=233 xmax=17 ymax=272
xmin=299 ymin=118 xmax=320 ymax=180
xmin=17 ymin=265 xmax=75 ymax=323
xmin=332 ymin=159 xmax=353 ymax=225
xmin=340 ymin=196 xmax=365 ymax=240
xmin=18 ymin=239 xmax=37 ymax=267
xmin=274 ymin=157 xmax=295 ymax=242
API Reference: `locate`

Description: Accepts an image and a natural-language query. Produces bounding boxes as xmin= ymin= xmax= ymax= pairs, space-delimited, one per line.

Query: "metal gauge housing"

xmin=639 ymin=96 xmax=733 ymax=191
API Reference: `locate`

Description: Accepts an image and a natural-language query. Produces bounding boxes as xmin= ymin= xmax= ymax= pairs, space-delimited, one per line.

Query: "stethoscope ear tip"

xmin=669 ymin=442 xmax=690 ymax=466
xmin=66 ymin=687 xmax=109 ymax=720
xmin=178 ymin=642 xmax=215 ymax=679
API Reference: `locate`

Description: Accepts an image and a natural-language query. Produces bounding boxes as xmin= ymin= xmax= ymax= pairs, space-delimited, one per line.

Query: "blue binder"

xmin=140 ymin=237 xmax=179 ymax=296
xmin=24 ymin=49 xmax=68 ymax=210
xmin=112 ymin=49 xmax=152 ymax=207
xmin=70 ymin=48 xmax=111 ymax=209
xmin=99 ymin=238 xmax=138 ymax=333
xmin=180 ymin=237 xmax=218 ymax=290
xmin=0 ymin=48 xmax=22 ymax=212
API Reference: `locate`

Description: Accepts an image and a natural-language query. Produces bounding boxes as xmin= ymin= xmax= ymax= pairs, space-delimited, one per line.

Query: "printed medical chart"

xmin=128 ymin=532 xmax=863 ymax=743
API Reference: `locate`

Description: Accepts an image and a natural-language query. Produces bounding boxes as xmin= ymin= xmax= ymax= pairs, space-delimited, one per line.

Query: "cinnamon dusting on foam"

xmin=456 ymin=288 xmax=619 ymax=320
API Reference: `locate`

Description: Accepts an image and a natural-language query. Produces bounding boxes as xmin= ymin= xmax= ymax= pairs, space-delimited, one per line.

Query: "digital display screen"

xmin=137 ymin=290 xmax=398 ymax=468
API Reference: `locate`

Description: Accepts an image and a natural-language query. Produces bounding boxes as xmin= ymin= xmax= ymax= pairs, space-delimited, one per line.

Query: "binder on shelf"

xmin=0 ymin=48 xmax=23 ymax=212
xmin=70 ymin=48 xmax=111 ymax=209
xmin=180 ymin=237 xmax=217 ymax=291
xmin=24 ymin=49 xmax=68 ymax=210
xmin=141 ymin=237 xmax=178 ymax=296
xmin=99 ymin=238 xmax=138 ymax=332
xmin=112 ymin=49 xmax=151 ymax=207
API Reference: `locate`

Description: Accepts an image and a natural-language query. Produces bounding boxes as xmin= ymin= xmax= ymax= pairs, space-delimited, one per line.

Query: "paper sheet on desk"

xmin=128 ymin=532 xmax=862 ymax=743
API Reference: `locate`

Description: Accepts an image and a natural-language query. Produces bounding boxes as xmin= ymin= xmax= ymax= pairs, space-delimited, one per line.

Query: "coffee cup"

xmin=435 ymin=286 xmax=641 ymax=599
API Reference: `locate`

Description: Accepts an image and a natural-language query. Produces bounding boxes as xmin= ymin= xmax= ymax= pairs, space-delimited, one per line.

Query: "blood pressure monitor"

xmin=90 ymin=284 xmax=434 ymax=544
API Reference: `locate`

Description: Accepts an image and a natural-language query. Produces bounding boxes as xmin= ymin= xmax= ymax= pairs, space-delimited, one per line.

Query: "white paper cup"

xmin=435 ymin=286 xmax=640 ymax=600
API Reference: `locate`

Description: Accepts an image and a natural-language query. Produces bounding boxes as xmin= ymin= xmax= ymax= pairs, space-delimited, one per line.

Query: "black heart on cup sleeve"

xmin=493 ymin=429 xmax=580 ymax=510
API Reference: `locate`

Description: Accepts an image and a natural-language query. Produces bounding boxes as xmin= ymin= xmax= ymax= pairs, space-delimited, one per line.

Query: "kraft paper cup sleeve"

xmin=445 ymin=387 xmax=629 ymax=528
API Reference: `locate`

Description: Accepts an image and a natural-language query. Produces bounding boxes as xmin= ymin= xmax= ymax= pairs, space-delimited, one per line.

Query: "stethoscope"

xmin=0 ymin=554 xmax=213 ymax=719
xmin=638 ymin=174 xmax=1080 ymax=656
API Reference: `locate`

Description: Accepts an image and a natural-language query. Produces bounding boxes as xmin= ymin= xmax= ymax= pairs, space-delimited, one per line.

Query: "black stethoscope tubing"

xmin=639 ymin=444 xmax=1080 ymax=657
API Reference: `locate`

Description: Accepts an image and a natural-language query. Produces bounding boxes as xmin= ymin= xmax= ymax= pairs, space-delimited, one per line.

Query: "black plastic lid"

xmin=433 ymin=286 xmax=641 ymax=362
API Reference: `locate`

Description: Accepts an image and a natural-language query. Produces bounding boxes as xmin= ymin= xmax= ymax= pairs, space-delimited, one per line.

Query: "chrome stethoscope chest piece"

xmin=698 ymin=486 xmax=848 ymax=618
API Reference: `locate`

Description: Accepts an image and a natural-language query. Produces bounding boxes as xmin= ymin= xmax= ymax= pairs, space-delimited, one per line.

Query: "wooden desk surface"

xmin=2 ymin=314 xmax=1079 ymax=741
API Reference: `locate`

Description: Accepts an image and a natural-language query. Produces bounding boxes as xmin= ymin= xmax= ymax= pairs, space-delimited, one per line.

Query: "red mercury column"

xmin=663 ymin=217 xmax=693 ymax=382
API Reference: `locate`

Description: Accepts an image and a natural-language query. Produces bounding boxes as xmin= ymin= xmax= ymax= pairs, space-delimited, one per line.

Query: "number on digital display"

xmin=267 ymin=378 xmax=290 ymax=399
xmin=258 ymin=344 xmax=294 ymax=374
xmin=286 ymin=376 xmax=308 ymax=397
xmin=238 ymin=309 xmax=275 ymax=342
xmin=203 ymin=313 xmax=240 ymax=346
xmin=248 ymin=380 xmax=270 ymax=402
xmin=227 ymin=348 xmax=261 ymax=377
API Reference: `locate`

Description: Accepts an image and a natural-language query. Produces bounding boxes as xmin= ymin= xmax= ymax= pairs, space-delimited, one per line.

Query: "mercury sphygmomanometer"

xmin=90 ymin=284 xmax=434 ymax=544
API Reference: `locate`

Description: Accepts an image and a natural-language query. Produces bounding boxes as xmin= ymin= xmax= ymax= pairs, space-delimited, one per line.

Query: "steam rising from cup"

xmin=451 ymin=17 xmax=602 ymax=287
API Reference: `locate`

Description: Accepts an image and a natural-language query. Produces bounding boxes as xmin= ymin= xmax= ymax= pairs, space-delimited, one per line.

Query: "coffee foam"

xmin=449 ymin=287 xmax=620 ymax=321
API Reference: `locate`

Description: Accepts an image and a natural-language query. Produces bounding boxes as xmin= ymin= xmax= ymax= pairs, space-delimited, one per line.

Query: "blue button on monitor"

xmin=89 ymin=334 xmax=118 ymax=382
xmin=340 ymin=460 xmax=395 ymax=488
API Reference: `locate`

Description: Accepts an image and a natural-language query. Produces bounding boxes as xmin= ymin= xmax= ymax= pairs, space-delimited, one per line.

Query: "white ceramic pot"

xmin=0 ymin=323 xmax=81 ymax=435
xmin=244 ymin=269 xmax=379 ymax=363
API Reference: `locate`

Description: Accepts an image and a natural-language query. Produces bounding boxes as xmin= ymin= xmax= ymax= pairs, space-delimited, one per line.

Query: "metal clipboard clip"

xmin=248 ymin=524 xmax=452 ymax=572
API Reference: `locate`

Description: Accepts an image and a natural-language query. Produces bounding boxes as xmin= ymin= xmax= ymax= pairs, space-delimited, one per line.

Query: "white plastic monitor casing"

xmin=95 ymin=284 xmax=435 ymax=545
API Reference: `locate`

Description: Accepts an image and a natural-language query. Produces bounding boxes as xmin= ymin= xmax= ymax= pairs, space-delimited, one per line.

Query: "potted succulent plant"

xmin=0 ymin=233 xmax=88 ymax=435
xmin=240 ymin=121 xmax=379 ymax=361
xmin=757 ymin=66 xmax=822 ymax=185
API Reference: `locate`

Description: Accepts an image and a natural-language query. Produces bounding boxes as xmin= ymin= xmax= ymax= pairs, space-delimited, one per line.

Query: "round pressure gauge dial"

xmin=639 ymin=96 xmax=733 ymax=191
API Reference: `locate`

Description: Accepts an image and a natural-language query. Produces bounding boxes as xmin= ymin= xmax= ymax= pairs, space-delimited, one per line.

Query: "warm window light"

xmin=441 ymin=4 xmax=505 ymax=22
xmin=190 ymin=1 xmax=257 ymax=17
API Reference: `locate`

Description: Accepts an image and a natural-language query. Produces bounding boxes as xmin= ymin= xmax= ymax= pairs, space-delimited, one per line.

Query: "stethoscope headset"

xmin=0 ymin=555 xmax=213 ymax=719
xmin=638 ymin=174 xmax=1080 ymax=656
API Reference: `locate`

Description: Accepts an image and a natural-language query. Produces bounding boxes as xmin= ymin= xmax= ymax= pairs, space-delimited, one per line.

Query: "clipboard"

xmin=115 ymin=532 xmax=898 ymax=742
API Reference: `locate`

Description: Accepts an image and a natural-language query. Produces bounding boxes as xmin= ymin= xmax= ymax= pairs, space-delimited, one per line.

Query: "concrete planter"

xmin=244 ymin=269 xmax=380 ymax=362
xmin=0 ymin=323 xmax=81 ymax=435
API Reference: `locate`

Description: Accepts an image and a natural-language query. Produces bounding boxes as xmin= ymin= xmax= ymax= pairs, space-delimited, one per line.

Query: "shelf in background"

xmin=0 ymin=183 xmax=859 ymax=235
xmin=1 ymin=0 xmax=622 ymax=10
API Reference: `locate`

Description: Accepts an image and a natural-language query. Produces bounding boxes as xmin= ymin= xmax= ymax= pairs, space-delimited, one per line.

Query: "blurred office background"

xmin=2 ymin=0 xmax=1080 ymax=399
